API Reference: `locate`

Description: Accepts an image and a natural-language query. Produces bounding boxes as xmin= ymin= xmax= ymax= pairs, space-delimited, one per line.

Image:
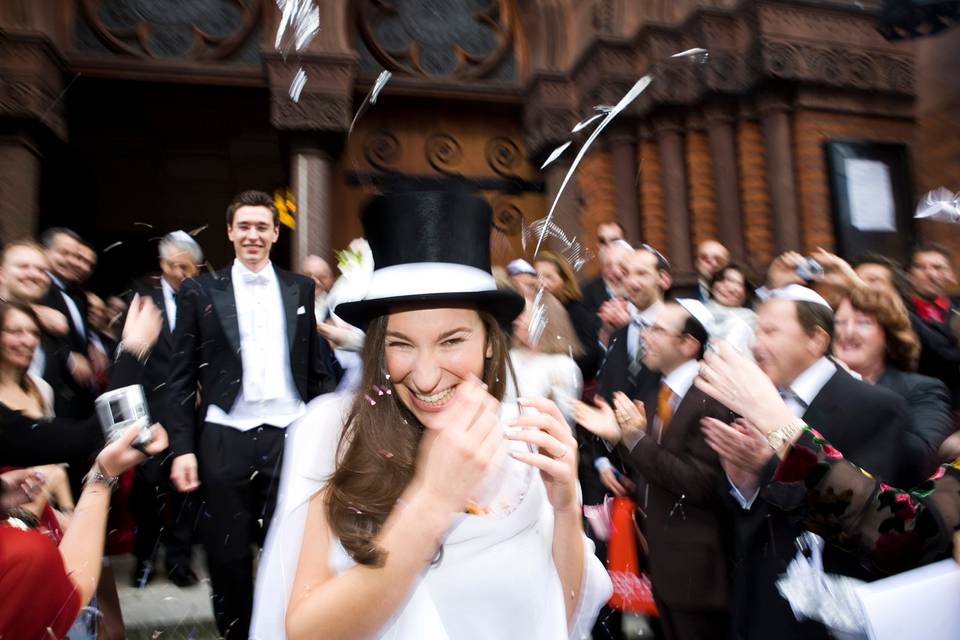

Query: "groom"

xmin=167 ymin=190 xmax=339 ymax=638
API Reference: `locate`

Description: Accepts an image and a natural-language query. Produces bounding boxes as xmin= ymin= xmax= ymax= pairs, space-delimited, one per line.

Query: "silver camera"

xmin=95 ymin=385 xmax=153 ymax=447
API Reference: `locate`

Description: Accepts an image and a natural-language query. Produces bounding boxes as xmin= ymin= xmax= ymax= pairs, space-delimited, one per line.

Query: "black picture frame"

xmin=824 ymin=140 xmax=914 ymax=264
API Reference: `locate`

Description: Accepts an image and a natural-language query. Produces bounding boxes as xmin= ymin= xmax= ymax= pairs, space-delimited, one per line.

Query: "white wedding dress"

xmin=250 ymin=392 xmax=611 ymax=639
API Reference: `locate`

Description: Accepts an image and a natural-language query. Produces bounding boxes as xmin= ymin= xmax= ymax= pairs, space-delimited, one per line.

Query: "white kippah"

xmin=767 ymin=284 xmax=832 ymax=310
xmin=506 ymin=259 xmax=537 ymax=276
xmin=675 ymin=298 xmax=716 ymax=335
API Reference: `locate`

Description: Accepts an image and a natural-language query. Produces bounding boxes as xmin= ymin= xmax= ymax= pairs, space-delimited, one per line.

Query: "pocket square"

xmin=297 ymin=306 xmax=306 ymax=315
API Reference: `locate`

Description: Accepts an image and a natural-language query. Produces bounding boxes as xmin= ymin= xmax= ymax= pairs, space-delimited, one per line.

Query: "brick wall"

xmin=638 ymin=137 xmax=669 ymax=252
xmin=793 ymin=110 xmax=915 ymax=255
xmin=737 ymin=120 xmax=775 ymax=272
xmin=686 ymin=128 xmax=718 ymax=249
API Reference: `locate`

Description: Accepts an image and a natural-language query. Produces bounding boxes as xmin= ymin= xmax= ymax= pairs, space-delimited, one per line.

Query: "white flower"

xmin=327 ymin=238 xmax=373 ymax=328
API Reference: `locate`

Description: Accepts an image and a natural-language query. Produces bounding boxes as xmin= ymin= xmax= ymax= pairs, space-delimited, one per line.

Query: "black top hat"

xmin=334 ymin=191 xmax=524 ymax=330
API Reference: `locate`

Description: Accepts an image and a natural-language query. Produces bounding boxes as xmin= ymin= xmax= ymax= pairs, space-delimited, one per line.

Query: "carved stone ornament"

xmin=491 ymin=198 xmax=523 ymax=236
xmin=76 ymin=0 xmax=262 ymax=60
xmin=355 ymin=0 xmax=515 ymax=80
xmin=485 ymin=136 xmax=522 ymax=178
xmin=364 ymin=130 xmax=402 ymax=171
xmin=425 ymin=132 xmax=464 ymax=175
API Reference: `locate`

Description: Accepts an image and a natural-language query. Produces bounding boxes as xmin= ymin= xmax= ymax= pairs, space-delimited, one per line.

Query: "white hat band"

xmin=365 ymin=262 xmax=498 ymax=300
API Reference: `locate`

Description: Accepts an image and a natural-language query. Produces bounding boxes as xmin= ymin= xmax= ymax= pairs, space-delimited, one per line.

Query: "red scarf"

xmin=912 ymin=295 xmax=950 ymax=323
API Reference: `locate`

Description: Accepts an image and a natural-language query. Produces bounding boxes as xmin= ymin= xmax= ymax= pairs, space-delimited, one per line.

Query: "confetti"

xmin=570 ymin=113 xmax=604 ymax=134
xmin=915 ymin=186 xmax=960 ymax=223
xmin=540 ymin=140 xmax=572 ymax=170
xmin=535 ymin=74 xmax=653 ymax=255
xmin=670 ymin=47 xmax=708 ymax=59
xmin=348 ymin=70 xmax=393 ymax=136
xmin=289 ymin=66 xmax=307 ymax=102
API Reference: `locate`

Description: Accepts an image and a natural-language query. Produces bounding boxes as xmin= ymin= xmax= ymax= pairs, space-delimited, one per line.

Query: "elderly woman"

xmin=832 ymin=286 xmax=953 ymax=483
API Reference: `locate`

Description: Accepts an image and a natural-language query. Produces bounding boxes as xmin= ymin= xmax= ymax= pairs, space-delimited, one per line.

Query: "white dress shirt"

xmin=205 ymin=260 xmax=305 ymax=431
xmin=595 ymin=299 xmax=665 ymax=475
xmin=627 ymin=299 xmax=664 ymax=361
xmin=729 ymin=356 xmax=836 ymax=509
xmin=161 ymin=277 xmax=177 ymax=332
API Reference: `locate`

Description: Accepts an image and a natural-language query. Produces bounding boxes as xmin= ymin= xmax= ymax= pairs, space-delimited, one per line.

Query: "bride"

xmin=251 ymin=190 xmax=610 ymax=639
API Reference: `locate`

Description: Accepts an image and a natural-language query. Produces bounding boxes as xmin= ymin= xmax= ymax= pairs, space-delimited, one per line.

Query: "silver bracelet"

xmin=83 ymin=467 xmax=119 ymax=491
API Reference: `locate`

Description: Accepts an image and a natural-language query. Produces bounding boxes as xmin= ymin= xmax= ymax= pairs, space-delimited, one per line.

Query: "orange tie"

xmin=656 ymin=383 xmax=674 ymax=440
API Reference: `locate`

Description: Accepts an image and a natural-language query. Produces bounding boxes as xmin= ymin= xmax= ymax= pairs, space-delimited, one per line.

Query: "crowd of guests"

xmin=499 ymin=220 xmax=960 ymax=640
xmin=3 ymin=191 xmax=960 ymax=639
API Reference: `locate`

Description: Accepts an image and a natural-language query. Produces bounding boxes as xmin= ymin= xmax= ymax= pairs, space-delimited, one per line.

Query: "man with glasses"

xmin=574 ymin=299 xmax=735 ymax=640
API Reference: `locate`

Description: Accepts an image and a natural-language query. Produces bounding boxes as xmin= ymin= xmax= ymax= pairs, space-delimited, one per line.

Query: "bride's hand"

xmin=695 ymin=341 xmax=795 ymax=436
xmin=506 ymin=396 xmax=579 ymax=514
xmin=411 ymin=376 xmax=503 ymax=516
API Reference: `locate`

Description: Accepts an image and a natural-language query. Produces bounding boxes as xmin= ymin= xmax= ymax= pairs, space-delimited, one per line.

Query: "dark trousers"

xmin=653 ymin=590 xmax=728 ymax=640
xmin=130 ymin=454 xmax=197 ymax=572
xmin=198 ymin=422 xmax=285 ymax=640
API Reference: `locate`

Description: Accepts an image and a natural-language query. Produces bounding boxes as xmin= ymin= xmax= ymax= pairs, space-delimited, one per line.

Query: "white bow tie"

xmin=243 ymin=272 xmax=270 ymax=286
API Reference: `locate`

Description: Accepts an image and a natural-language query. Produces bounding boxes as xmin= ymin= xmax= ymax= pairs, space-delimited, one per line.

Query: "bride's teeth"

xmin=414 ymin=388 xmax=453 ymax=404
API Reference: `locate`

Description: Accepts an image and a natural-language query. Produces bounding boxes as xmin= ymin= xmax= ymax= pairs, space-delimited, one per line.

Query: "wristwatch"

xmin=765 ymin=418 xmax=807 ymax=450
xmin=83 ymin=467 xmax=119 ymax=491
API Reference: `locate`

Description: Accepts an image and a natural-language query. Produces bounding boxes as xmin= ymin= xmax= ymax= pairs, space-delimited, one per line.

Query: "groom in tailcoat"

xmin=167 ymin=190 xmax=339 ymax=638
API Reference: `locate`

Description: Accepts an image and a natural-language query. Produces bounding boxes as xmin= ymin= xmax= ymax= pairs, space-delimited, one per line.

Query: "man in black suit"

xmin=905 ymin=243 xmax=960 ymax=408
xmin=581 ymin=220 xmax=628 ymax=314
xmin=167 ymin=191 xmax=338 ymax=639
xmin=723 ymin=286 xmax=911 ymax=639
xmin=576 ymin=299 xmax=735 ymax=639
xmin=129 ymin=231 xmax=204 ymax=588
xmin=38 ymin=227 xmax=99 ymax=419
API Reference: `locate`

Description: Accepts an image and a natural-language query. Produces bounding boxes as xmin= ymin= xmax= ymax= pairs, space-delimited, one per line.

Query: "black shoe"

xmin=131 ymin=559 xmax=156 ymax=589
xmin=167 ymin=564 xmax=200 ymax=588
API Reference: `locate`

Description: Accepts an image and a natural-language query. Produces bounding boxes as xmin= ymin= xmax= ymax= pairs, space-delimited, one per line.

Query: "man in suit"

xmin=129 ymin=231 xmax=204 ymax=588
xmin=905 ymin=243 xmax=960 ymax=407
xmin=576 ymin=299 xmax=735 ymax=639
xmin=724 ymin=285 xmax=911 ymax=639
xmin=167 ymin=191 xmax=338 ymax=638
xmin=582 ymin=221 xmax=628 ymax=314
xmin=38 ymin=227 xmax=100 ymax=419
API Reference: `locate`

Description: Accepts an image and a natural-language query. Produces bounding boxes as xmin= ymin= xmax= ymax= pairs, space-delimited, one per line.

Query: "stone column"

xmin=685 ymin=113 xmax=718 ymax=251
xmin=607 ymin=124 xmax=642 ymax=244
xmin=759 ymin=93 xmax=802 ymax=253
xmin=704 ymin=104 xmax=745 ymax=260
xmin=0 ymin=135 xmax=42 ymax=243
xmin=290 ymin=145 xmax=334 ymax=266
xmin=655 ymin=114 xmax=694 ymax=275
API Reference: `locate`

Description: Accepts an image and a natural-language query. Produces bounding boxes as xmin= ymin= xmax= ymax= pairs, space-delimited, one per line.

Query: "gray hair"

xmin=158 ymin=230 xmax=204 ymax=264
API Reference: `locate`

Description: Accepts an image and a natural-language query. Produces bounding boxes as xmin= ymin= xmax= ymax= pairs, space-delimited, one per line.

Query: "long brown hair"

xmin=0 ymin=301 xmax=44 ymax=398
xmin=845 ymin=287 xmax=920 ymax=371
xmin=535 ymin=251 xmax=582 ymax=304
xmin=326 ymin=309 xmax=512 ymax=566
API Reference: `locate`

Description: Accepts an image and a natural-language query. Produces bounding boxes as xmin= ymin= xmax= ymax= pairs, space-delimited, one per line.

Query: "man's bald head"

xmin=301 ymin=255 xmax=334 ymax=295
xmin=695 ymin=240 xmax=730 ymax=281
